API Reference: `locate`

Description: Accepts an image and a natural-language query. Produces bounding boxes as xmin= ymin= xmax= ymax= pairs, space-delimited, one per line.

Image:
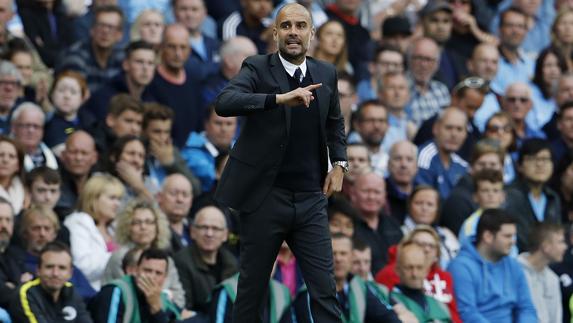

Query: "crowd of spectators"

xmin=0 ymin=0 xmax=570 ymax=322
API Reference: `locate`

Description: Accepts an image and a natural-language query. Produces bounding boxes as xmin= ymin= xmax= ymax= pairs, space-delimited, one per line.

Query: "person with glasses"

xmin=55 ymin=5 xmax=125 ymax=93
xmin=102 ymin=199 xmax=186 ymax=308
xmin=173 ymin=205 xmax=238 ymax=313
xmin=505 ymin=139 xmax=561 ymax=251
xmin=501 ymin=82 xmax=546 ymax=146
xmin=490 ymin=7 xmax=535 ymax=96
xmin=405 ymin=37 xmax=451 ymax=127
xmin=414 ymin=76 xmax=488 ymax=161
xmin=0 ymin=62 xmax=23 ymax=135
xmin=10 ymin=102 xmax=58 ymax=172
xmin=356 ymin=45 xmax=405 ymax=102
xmin=483 ymin=112 xmax=519 ymax=183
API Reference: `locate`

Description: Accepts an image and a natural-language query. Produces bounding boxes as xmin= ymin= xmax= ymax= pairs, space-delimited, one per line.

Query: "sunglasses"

xmin=506 ymin=96 xmax=530 ymax=103
xmin=452 ymin=77 xmax=488 ymax=94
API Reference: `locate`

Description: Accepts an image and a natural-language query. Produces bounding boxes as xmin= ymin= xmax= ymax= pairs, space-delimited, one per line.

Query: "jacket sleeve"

xmin=173 ymin=253 xmax=194 ymax=310
xmin=215 ymin=57 xmax=274 ymax=117
xmin=9 ymin=285 xmax=49 ymax=323
xmin=325 ymin=69 xmax=347 ymax=163
xmin=365 ymin=287 xmax=401 ymax=323
xmin=447 ymin=261 xmax=489 ymax=323
xmin=513 ymin=264 xmax=538 ymax=323
xmin=166 ymin=257 xmax=186 ymax=309
xmin=91 ymin=286 xmax=124 ymax=323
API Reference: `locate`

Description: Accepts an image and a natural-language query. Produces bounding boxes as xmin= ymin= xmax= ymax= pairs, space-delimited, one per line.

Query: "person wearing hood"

xmin=518 ymin=222 xmax=566 ymax=323
xmin=375 ymin=225 xmax=461 ymax=323
xmin=447 ymin=208 xmax=537 ymax=322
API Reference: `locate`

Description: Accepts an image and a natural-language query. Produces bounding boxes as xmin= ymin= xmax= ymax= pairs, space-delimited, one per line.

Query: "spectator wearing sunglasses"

xmin=501 ymin=82 xmax=546 ymax=148
xmin=414 ymin=77 xmax=488 ymax=161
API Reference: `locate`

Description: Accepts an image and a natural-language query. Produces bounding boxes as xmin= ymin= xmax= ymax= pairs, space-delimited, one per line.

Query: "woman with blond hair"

xmin=311 ymin=20 xmax=353 ymax=76
xmin=552 ymin=8 xmax=573 ymax=70
xmin=101 ymin=198 xmax=186 ymax=307
xmin=130 ymin=9 xmax=164 ymax=46
xmin=0 ymin=136 xmax=26 ymax=215
xmin=64 ymin=174 xmax=125 ymax=290
xmin=375 ymin=225 xmax=462 ymax=323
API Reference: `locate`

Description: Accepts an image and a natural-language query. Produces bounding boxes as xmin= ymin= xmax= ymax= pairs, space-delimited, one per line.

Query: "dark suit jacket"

xmin=214 ymin=53 xmax=347 ymax=212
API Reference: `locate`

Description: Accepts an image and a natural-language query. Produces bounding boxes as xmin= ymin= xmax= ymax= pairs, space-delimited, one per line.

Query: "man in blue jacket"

xmin=447 ymin=208 xmax=537 ymax=322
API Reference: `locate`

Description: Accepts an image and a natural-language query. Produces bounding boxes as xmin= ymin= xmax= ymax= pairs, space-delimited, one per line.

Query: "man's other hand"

xmin=323 ymin=166 xmax=344 ymax=197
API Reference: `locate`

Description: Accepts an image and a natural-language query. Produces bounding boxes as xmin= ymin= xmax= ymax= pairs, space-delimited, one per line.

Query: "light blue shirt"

xmin=474 ymin=92 xmax=502 ymax=132
xmin=528 ymin=192 xmax=547 ymax=222
xmin=526 ymin=83 xmax=557 ymax=131
xmin=490 ymin=52 xmax=535 ymax=95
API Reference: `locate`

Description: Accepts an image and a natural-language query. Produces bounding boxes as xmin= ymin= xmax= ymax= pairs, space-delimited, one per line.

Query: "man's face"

xmin=455 ymin=88 xmax=485 ymax=118
xmin=433 ymin=110 xmax=467 ymax=154
xmin=191 ymin=208 xmax=228 ymax=253
xmin=351 ymin=248 xmax=372 ymax=280
xmin=0 ymin=203 xmax=13 ymax=248
xmin=468 ymin=46 xmax=499 ymax=81
xmin=519 ymin=149 xmax=553 ymax=184
xmin=38 ymin=251 xmax=72 ymax=294
xmin=243 ymin=0 xmax=273 ymax=21
xmin=273 ymin=5 xmax=314 ymax=63
xmin=30 ymin=179 xmax=61 ymax=209
xmin=61 ymin=133 xmax=98 ymax=177
xmin=543 ymin=232 xmax=567 ymax=263
xmin=173 ymin=0 xmax=206 ymax=33
xmin=558 ymin=108 xmax=573 ymax=143
xmin=372 ymin=50 xmax=404 ymax=77
xmin=380 ymin=74 xmax=409 ymax=110
xmin=557 ymin=77 xmax=573 ymax=105
xmin=124 ymin=49 xmax=156 ymax=87
xmin=384 ymin=34 xmax=411 ymax=54
xmin=471 ymin=153 xmax=503 ymax=173
xmin=107 ymin=110 xmax=143 ymax=137
xmin=337 ymin=79 xmax=356 ymax=118
xmin=499 ymin=12 xmax=527 ymax=50
xmin=0 ymin=0 xmax=14 ymax=26
xmin=423 ymin=10 xmax=453 ymax=44
xmin=354 ymin=105 xmax=388 ymax=147
xmin=350 ymin=175 xmax=386 ymax=215
xmin=329 ymin=213 xmax=354 ymax=237
xmin=397 ymin=246 xmax=428 ymax=290
xmin=503 ymin=86 xmax=532 ymax=122
xmin=161 ymin=27 xmax=191 ymax=71
xmin=91 ymin=12 xmax=123 ymax=49
xmin=347 ymin=145 xmax=369 ymax=174
xmin=388 ymin=142 xmax=417 ymax=185
xmin=145 ymin=119 xmax=172 ymax=145
xmin=489 ymin=224 xmax=517 ymax=257
xmin=0 ymin=75 xmax=20 ymax=111
xmin=332 ymin=237 xmax=353 ymax=281
xmin=136 ymin=258 xmax=168 ymax=289
xmin=12 ymin=109 xmax=44 ymax=150
xmin=12 ymin=52 xmax=33 ymax=85
xmin=205 ymin=112 xmax=237 ymax=150
xmin=25 ymin=215 xmax=57 ymax=254
xmin=410 ymin=40 xmax=440 ymax=84
xmin=158 ymin=175 xmax=193 ymax=223
xmin=474 ymin=181 xmax=505 ymax=209
xmin=119 ymin=140 xmax=145 ymax=174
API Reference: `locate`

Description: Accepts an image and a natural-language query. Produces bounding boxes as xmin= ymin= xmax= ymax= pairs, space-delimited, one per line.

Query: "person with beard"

xmin=348 ymin=99 xmax=401 ymax=176
xmin=9 ymin=242 xmax=93 ymax=322
xmin=0 ymin=196 xmax=31 ymax=309
xmin=417 ymin=107 xmax=468 ymax=199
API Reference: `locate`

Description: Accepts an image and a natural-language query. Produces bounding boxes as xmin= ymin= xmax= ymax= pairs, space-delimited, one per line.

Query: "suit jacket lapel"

xmin=270 ymin=53 xmax=292 ymax=136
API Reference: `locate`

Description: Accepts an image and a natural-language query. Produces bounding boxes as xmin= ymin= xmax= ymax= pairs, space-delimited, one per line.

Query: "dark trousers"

xmin=232 ymin=187 xmax=342 ymax=323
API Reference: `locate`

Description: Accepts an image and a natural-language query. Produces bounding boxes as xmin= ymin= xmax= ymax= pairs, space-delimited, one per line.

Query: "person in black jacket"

xmin=9 ymin=241 xmax=93 ymax=322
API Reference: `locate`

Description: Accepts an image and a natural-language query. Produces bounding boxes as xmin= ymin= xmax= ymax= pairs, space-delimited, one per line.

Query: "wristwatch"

xmin=332 ymin=161 xmax=349 ymax=173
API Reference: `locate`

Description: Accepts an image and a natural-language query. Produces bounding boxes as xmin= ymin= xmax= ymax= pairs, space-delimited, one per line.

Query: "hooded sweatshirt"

xmin=447 ymin=240 xmax=537 ymax=323
xmin=374 ymin=245 xmax=461 ymax=323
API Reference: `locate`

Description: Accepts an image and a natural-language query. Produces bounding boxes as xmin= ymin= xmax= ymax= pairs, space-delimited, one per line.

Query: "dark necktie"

xmin=294 ymin=67 xmax=302 ymax=84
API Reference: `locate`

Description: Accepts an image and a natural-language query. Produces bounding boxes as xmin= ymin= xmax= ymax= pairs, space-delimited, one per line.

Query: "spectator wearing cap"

xmin=380 ymin=15 xmax=413 ymax=54
xmin=489 ymin=7 xmax=535 ymax=94
xmin=357 ymin=45 xmax=404 ymax=102
xmin=220 ymin=0 xmax=274 ymax=54
xmin=326 ymin=0 xmax=374 ymax=80
xmin=414 ymin=77 xmax=488 ymax=161
xmin=0 ymin=61 xmax=24 ymax=135
xmin=405 ymin=37 xmax=451 ymax=127
xmin=419 ymin=0 xmax=466 ymax=89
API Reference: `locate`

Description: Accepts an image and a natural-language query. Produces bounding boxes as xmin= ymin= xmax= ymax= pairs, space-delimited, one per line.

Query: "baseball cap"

xmin=419 ymin=1 xmax=453 ymax=18
xmin=382 ymin=16 xmax=413 ymax=37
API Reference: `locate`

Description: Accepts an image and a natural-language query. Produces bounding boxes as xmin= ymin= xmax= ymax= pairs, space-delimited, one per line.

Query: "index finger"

xmin=304 ymin=83 xmax=322 ymax=91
